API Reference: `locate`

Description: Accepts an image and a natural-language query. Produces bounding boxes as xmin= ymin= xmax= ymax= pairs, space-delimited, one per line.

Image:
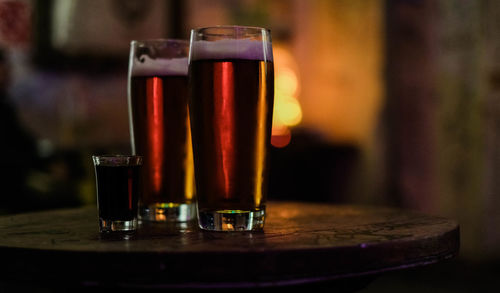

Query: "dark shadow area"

xmin=0 ymin=48 xmax=85 ymax=215
xmin=0 ymin=276 xmax=375 ymax=293
xmin=360 ymin=257 xmax=500 ymax=293
xmin=268 ymin=128 xmax=360 ymax=204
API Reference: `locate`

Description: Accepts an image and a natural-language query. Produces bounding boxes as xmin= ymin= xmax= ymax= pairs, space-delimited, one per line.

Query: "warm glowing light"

xmin=271 ymin=126 xmax=291 ymax=148
xmin=276 ymin=97 xmax=302 ymax=127
xmin=254 ymin=62 xmax=268 ymax=206
xmin=276 ymin=68 xmax=298 ymax=96
xmin=272 ymin=125 xmax=289 ymax=135
xmin=147 ymin=77 xmax=164 ymax=192
xmin=271 ymin=44 xmax=302 ymax=148
xmin=154 ymin=214 xmax=167 ymax=221
xmin=184 ymin=114 xmax=195 ymax=201
xmin=214 ymin=62 xmax=235 ymax=199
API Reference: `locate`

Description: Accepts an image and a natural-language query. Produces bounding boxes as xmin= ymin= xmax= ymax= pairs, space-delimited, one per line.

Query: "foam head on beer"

xmin=189 ymin=39 xmax=273 ymax=62
xmin=132 ymin=56 xmax=188 ymax=76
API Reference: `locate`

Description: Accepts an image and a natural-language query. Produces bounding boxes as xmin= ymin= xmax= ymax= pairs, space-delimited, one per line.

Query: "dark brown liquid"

xmin=188 ymin=59 xmax=274 ymax=211
xmin=129 ymin=75 xmax=195 ymax=206
xmin=95 ymin=165 xmax=140 ymax=221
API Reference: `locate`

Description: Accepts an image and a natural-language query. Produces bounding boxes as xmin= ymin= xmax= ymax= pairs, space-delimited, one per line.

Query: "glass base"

xmin=139 ymin=203 xmax=196 ymax=222
xmin=198 ymin=208 xmax=265 ymax=231
xmin=99 ymin=218 xmax=137 ymax=233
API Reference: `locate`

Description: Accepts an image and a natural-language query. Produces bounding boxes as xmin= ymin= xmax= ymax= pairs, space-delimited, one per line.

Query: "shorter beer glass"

xmin=128 ymin=39 xmax=196 ymax=222
xmin=188 ymin=26 xmax=274 ymax=231
xmin=92 ymin=155 xmax=142 ymax=235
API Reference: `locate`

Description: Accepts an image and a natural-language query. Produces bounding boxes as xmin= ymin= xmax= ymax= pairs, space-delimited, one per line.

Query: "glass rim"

xmin=191 ymin=25 xmax=271 ymax=36
xmin=92 ymin=155 xmax=143 ymax=166
xmin=130 ymin=38 xmax=189 ymax=46
xmin=188 ymin=25 xmax=273 ymax=62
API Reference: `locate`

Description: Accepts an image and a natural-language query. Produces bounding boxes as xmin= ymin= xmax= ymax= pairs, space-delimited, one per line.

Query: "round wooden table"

xmin=0 ymin=201 xmax=459 ymax=291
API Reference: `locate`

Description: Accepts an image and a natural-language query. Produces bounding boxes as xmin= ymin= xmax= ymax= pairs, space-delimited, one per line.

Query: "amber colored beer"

xmin=188 ymin=59 xmax=274 ymax=214
xmin=129 ymin=75 xmax=195 ymax=216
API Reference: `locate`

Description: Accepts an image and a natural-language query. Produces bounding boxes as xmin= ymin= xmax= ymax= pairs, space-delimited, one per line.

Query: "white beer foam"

xmin=132 ymin=56 xmax=188 ymax=76
xmin=190 ymin=39 xmax=273 ymax=62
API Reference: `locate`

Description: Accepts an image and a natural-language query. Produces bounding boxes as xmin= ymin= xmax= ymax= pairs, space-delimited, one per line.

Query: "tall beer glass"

xmin=128 ymin=39 xmax=196 ymax=222
xmin=188 ymin=26 xmax=274 ymax=231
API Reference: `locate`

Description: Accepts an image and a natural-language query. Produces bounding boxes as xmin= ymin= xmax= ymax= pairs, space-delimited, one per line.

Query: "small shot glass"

xmin=92 ymin=155 xmax=143 ymax=236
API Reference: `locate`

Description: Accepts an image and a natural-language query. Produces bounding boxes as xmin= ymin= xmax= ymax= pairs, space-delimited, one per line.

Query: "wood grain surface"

xmin=0 ymin=201 xmax=459 ymax=289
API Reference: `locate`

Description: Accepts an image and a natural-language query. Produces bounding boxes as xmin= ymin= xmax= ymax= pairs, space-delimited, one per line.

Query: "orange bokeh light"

xmin=272 ymin=45 xmax=302 ymax=148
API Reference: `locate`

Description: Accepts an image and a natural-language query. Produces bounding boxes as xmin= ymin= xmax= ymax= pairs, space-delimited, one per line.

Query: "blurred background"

xmin=0 ymin=0 xmax=499 ymax=292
